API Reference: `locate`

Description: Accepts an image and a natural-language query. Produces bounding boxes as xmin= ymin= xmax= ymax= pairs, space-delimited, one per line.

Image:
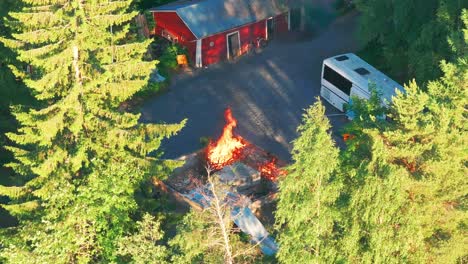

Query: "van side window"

xmin=323 ymin=65 xmax=352 ymax=95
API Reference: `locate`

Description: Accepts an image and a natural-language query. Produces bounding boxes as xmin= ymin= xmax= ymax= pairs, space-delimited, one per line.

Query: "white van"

xmin=320 ymin=53 xmax=404 ymax=112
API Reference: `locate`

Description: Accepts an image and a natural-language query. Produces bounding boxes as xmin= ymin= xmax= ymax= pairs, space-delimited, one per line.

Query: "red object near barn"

xmin=150 ymin=0 xmax=291 ymax=67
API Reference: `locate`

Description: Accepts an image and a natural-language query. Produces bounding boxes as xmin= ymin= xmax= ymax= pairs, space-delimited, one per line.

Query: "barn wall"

xmin=153 ymin=12 xmax=197 ymax=42
xmin=201 ymin=20 xmax=267 ymax=66
xmin=274 ymin=12 xmax=289 ymax=33
xmin=153 ymin=10 xmax=290 ymax=67
xmin=185 ymin=41 xmax=197 ymax=65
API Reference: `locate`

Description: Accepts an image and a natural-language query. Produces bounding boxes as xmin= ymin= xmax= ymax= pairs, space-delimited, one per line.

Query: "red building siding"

xmin=153 ymin=11 xmax=289 ymax=67
xmin=201 ymin=19 xmax=268 ymax=66
xmin=274 ymin=12 xmax=289 ymax=33
xmin=153 ymin=12 xmax=196 ymax=42
xmin=153 ymin=12 xmax=197 ymax=63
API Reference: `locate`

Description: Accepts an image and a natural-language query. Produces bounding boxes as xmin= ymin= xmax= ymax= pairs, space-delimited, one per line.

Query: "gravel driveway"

xmin=141 ymin=11 xmax=361 ymax=161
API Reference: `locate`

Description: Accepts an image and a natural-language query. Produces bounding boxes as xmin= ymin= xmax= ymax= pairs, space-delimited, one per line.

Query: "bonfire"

xmin=157 ymin=108 xmax=287 ymax=256
xmin=206 ymin=108 xmax=248 ymax=170
xmin=205 ymin=108 xmax=285 ymax=181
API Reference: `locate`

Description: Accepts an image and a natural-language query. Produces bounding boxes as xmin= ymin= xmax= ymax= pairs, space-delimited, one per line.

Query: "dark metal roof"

xmin=335 ymin=55 xmax=349 ymax=61
xmin=150 ymin=0 xmax=288 ymax=39
xmin=354 ymin=67 xmax=370 ymax=75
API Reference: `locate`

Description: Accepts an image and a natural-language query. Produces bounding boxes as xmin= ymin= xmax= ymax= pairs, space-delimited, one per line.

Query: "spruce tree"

xmin=0 ymin=0 xmax=31 ymax=169
xmin=339 ymin=15 xmax=467 ymax=260
xmin=275 ymin=100 xmax=343 ymax=263
xmin=0 ymin=0 xmax=184 ymax=262
xmin=387 ymin=59 xmax=466 ymax=262
xmin=117 ymin=213 xmax=169 ymax=263
xmin=355 ymin=0 xmax=467 ymax=83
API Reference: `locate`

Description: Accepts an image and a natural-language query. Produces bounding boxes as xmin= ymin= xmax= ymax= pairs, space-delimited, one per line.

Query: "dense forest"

xmin=0 ymin=0 xmax=466 ymax=263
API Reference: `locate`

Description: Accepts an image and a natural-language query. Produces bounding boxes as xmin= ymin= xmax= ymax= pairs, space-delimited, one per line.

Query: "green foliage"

xmin=0 ymin=1 xmax=465 ymax=263
xmin=131 ymin=0 xmax=174 ymax=32
xmin=275 ymin=100 xmax=343 ymax=263
xmin=133 ymin=0 xmax=174 ymax=10
xmin=342 ymin=84 xmax=388 ymax=146
xmin=0 ymin=0 xmax=34 ymax=228
xmin=199 ymin=136 xmax=211 ymax=147
xmin=0 ymin=0 xmax=185 ymax=262
xmin=170 ymin=210 xmax=227 ymax=263
xmin=0 ymin=185 xmax=28 ymax=200
xmin=333 ymin=0 xmax=355 ymax=15
xmin=0 ymin=0 xmax=33 ymax=164
xmin=117 ymin=213 xmax=169 ymax=263
xmin=355 ymin=0 xmax=468 ymax=83
xmin=1 ymin=159 xmax=147 ymax=262
xmin=448 ymin=9 xmax=468 ymax=58
xmin=144 ymin=11 xmax=156 ymax=31
xmin=170 ymin=210 xmax=261 ymax=264
xmin=337 ymin=56 xmax=467 ymax=262
xmin=157 ymin=42 xmax=187 ymax=77
xmin=346 ymin=84 xmax=387 ymax=118
xmin=277 ymin=15 xmax=467 ymax=261
xmin=170 ymin=175 xmax=262 ymax=263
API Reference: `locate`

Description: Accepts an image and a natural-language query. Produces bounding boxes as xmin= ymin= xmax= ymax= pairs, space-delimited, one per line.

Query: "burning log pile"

xmin=165 ymin=108 xmax=286 ymax=196
xmin=161 ymin=108 xmax=286 ymax=255
xmin=206 ymin=108 xmax=246 ymax=170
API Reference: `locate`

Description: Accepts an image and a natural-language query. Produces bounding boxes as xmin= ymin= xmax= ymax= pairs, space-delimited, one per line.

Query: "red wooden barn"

xmin=150 ymin=0 xmax=290 ymax=67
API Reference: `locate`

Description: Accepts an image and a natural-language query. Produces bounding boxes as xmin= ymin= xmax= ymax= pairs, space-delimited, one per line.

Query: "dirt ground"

xmin=140 ymin=10 xmax=361 ymax=162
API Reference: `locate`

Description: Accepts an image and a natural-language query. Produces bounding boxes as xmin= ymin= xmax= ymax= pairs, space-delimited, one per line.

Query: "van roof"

xmin=323 ymin=53 xmax=405 ymax=103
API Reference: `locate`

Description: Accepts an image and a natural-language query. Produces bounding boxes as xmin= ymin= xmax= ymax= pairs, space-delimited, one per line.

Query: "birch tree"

xmin=170 ymin=166 xmax=262 ymax=264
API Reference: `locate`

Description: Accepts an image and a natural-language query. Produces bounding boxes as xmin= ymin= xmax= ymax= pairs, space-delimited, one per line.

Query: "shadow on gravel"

xmin=140 ymin=11 xmax=360 ymax=161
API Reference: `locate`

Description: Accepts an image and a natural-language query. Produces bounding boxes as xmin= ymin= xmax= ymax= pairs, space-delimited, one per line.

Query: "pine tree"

xmin=275 ymin=100 xmax=343 ymax=263
xmin=0 ymin=0 xmax=185 ymax=262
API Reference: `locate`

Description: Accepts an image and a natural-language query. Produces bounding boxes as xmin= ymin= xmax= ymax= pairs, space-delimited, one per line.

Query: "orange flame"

xmin=258 ymin=158 xmax=286 ymax=181
xmin=343 ymin=133 xmax=356 ymax=142
xmin=207 ymin=108 xmax=247 ymax=170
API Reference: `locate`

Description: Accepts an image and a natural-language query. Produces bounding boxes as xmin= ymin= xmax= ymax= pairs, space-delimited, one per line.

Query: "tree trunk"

xmin=208 ymin=173 xmax=233 ymax=264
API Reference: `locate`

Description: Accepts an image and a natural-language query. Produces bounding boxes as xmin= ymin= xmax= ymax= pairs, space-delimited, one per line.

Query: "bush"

xmin=199 ymin=136 xmax=211 ymax=147
xmin=159 ymin=43 xmax=188 ymax=72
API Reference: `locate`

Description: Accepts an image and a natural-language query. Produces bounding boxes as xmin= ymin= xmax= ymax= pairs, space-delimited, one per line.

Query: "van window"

xmin=323 ymin=65 xmax=352 ymax=95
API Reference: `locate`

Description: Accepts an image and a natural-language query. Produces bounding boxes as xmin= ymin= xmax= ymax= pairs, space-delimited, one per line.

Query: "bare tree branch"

xmin=206 ymin=164 xmax=234 ymax=264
